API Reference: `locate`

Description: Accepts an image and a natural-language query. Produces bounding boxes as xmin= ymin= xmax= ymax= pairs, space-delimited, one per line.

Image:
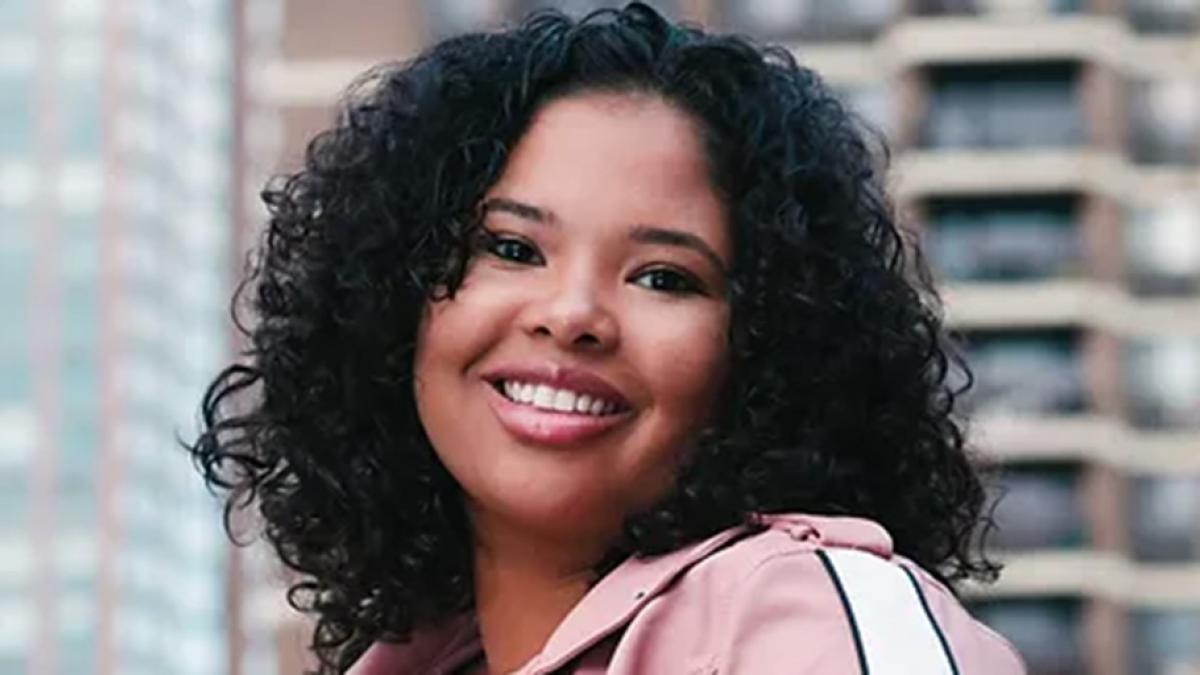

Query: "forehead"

xmin=487 ymin=92 xmax=729 ymax=254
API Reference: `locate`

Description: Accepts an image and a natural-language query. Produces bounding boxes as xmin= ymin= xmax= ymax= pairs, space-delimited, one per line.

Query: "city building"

xmin=246 ymin=1 xmax=1200 ymax=673
xmin=0 ymin=1 xmax=240 ymax=674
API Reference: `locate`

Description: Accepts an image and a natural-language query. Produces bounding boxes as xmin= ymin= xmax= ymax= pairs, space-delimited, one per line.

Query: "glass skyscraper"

xmin=1 ymin=1 xmax=235 ymax=673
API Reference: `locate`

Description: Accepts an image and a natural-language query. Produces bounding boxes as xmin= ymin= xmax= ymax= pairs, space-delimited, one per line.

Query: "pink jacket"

xmin=348 ymin=513 xmax=1026 ymax=674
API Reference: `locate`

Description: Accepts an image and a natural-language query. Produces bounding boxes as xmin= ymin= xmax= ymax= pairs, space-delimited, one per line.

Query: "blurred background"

xmin=3 ymin=0 xmax=1199 ymax=673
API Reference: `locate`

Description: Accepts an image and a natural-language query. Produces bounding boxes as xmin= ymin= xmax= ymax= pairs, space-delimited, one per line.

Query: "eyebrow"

xmin=480 ymin=197 xmax=550 ymax=223
xmin=480 ymin=196 xmax=727 ymax=273
xmin=629 ymin=225 xmax=727 ymax=274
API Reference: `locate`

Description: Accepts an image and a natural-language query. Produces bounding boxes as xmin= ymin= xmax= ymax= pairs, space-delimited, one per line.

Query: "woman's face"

xmin=414 ymin=92 xmax=731 ymax=547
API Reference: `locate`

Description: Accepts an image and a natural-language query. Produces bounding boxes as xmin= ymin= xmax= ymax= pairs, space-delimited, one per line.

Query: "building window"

xmin=1126 ymin=0 xmax=1200 ymax=32
xmin=1125 ymin=198 xmax=1200 ymax=296
xmin=1128 ymin=78 xmax=1200 ymax=165
xmin=835 ymin=83 xmax=896 ymax=140
xmin=0 ymin=70 xmax=32 ymax=156
xmin=910 ymin=0 xmax=980 ymax=15
xmin=912 ymin=0 xmax=1082 ymax=15
xmin=1130 ymin=476 xmax=1200 ymax=562
xmin=719 ymin=0 xmax=896 ymax=41
xmin=513 ymin=0 xmax=680 ymax=19
xmin=921 ymin=63 xmax=1082 ymax=149
xmin=989 ymin=462 xmax=1088 ymax=551
xmin=970 ymin=598 xmax=1085 ymax=675
xmin=1124 ymin=338 xmax=1200 ymax=430
xmin=963 ymin=329 xmax=1085 ymax=415
xmin=1130 ymin=609 xmax=1200 ymax=674
xmin=925 ymin=195 xmax=1080 ymax=281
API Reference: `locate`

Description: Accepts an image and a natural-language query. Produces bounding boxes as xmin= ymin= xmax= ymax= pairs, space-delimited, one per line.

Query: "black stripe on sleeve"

xmin=814 ymin=549 xmax=869 ymax=675
xmin=900 ymin=565 xmax=961 ymax=675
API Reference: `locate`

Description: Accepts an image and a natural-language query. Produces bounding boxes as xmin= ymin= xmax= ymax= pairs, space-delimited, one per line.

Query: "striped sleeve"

xmin=816 ymin=549 xmax=958 ymax=675
xmin=714 ymin=549 xmax=1026 ymax=675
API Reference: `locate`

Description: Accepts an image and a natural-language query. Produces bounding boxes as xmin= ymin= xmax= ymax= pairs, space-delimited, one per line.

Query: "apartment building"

xmin=1 ymin=1 xmax=240 ymax=674
xmin=245 ymin=1 xmax=1200 ymax=673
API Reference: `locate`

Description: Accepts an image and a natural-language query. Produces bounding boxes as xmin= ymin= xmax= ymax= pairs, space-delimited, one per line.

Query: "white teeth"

xmin=499 ymin=380 xmax=621 ymax=416
xmin=552 ymin=389 xmax=576 ymax=412
xmin=575 ymin=394 xmax=593 ymax=413
xmin=533 ymin=384 xmax=555 ymax=408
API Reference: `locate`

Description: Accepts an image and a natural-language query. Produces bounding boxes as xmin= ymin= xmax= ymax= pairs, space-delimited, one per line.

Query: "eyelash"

xmin=481 ymin=232 xmax=705 ymax=296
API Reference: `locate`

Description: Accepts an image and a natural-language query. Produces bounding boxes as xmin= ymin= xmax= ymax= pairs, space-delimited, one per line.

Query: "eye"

xmin=631 ymin=267 xmax=703 ymax=295
xmin=484 ymin=233 xmax=543 ymax=265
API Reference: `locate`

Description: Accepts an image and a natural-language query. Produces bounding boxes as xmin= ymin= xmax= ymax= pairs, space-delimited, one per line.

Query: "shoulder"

xmin=674 ymin=514 xmax=1027 ymax=675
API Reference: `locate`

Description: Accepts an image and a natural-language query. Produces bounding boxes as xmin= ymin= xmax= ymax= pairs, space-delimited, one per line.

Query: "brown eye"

xmin=485 ymin=234 xmax=543 ymax=265
xmin=631 ymin=267 xmax=702 ymax=295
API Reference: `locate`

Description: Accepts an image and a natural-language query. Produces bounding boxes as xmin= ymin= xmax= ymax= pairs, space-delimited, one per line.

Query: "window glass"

xmin=911 ymin=0 xmax=979 ymax=14
xmin=0 ymin=467 xmax=28 ymax=527
xmin=835 ymin=83 xmax=896 ymax=141
xmin=964 ymin=329 xmax=1085 ymax=415
xmin=1124 ymin=339 xmax=1200 ymax=430
xmin=1130 ymin=475 xmax=1200 ymax=562
xmin=418 ymin=0 xmax=505 ymax=37
xmin=721 ymin=0 xmax=896 ymax=40
xmin=922 ymin=63 xmax=1082 ymax=149
xmin=1128 ymin=78 xmax=1200 ymax=165
xmin=0 ymin=69 xmax=32 ymax=156
xmin=989 ymin=462 xmax=1088 ymax=550
xmin=1048 ymin=0 xmax=1085 ymax=12
xmin=1130 ymin=609 xmax=1200 ymax=674
xmin=62 ymin=75 xmax=101 ymax=157
xmin=512 ymin=0 xmax=680 ymax=20
xmin=0 ymin=2 xmax=31 ymax=34
xmin=1126 ymin=0 xmax=1200 ymax=32
xmin=971 ymin=598 xmax=1085 ymax=675
xmin=1125 ymin=198 xmax=1200 ymax=296
xmin=926 ymin=195 xmax=1080 ymax=281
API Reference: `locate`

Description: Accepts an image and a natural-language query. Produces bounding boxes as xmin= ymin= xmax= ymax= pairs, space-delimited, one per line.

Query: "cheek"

xmin=636 ymin=304 xmax=730 ymax=414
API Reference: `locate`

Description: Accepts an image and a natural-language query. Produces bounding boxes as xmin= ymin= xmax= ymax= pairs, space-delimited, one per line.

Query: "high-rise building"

xmin=1 ymin=1 xmax=239 ymax=674
xmin=247 ymin=1 xmax=1200 ymax=673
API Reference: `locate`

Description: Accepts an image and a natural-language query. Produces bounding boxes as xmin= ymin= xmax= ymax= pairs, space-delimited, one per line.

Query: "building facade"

xmin=1 ymin=1 xmax=238 ymax=673
xmin=247 ymin=1 xmax=1200 ymax=674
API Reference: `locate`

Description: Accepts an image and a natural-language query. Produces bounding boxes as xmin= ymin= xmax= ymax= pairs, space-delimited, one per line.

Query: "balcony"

xmin=989 ymin=462 xmax=1088 ymax=551
xmin=970 ymin=597 xmax=1085 ymax=675
xmin=1124 ymin=338 xmax=1200 ymax=430
xmin=961 ymin=329 xmax=1086 ymax=416
xmin=509 ymin=0 xmax=682 ymax=21
xmin=1130 ymin=476 xmax=1200 ymax=562
xmin=1126 ymin=0 xmax=1200 ymax=33
xmin=910 ymin=0 xmax=1083 ymax=16
xmin=920 ymin=63 xmax=1083 ymax=150
xmin=1129 ymin=609 xmax=1200 ymax=674
xmin=1127 ymin=78 xmax=1200 ymax=166
xmin=925 ymin=195 xmax=1081 ymax=282
xmin=719 ymin=0 xmax=897 ymax=41
xmin=1125 ymin=198 xmax=1200 ymax=296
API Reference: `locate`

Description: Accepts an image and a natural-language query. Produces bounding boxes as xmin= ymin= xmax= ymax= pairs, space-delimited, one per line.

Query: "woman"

xmin=191 ymin=4 xmax=1025 ymax=674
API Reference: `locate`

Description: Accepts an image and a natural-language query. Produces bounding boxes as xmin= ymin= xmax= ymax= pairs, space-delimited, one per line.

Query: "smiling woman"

xmin=188 ymin=4 xmax=1025 ymax=675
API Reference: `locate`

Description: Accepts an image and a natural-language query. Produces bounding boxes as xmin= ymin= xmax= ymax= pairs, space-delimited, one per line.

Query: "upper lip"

xmin=481 ymin=362 xmax=633 ymax=408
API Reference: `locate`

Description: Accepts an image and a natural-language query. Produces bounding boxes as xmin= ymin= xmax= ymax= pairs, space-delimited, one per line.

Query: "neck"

xmin=470 ymin=511 xmax=613 ymax=675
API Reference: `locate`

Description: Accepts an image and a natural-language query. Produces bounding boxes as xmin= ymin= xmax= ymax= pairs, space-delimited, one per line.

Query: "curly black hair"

xmin=190 ymin=3 xmax=996 ymax=672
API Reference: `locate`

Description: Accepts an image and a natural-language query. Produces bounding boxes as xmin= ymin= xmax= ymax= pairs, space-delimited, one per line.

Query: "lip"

xmin=480 ymin=362 xmax=634 ymax=447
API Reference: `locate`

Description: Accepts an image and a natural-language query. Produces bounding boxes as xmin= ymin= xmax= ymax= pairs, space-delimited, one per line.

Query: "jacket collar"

xmin=350 ymin=513 xmax=892 ymax=674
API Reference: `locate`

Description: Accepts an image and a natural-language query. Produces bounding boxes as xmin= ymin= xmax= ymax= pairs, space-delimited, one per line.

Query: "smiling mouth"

xmin=490 ymin=379 xmax=629 ymax=416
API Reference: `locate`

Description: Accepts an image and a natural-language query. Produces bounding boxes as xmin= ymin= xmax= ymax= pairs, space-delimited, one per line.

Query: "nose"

xmin=520 ymin=274 xmax=620 ymax=352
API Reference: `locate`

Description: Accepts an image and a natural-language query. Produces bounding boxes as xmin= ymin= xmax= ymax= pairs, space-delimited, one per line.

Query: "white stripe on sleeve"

xmin=821 ymin=549 xmax=958 ymax=675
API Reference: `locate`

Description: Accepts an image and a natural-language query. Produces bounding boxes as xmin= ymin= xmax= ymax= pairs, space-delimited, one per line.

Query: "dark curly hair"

xmin=190 ymin=3 xmax=997 ymax=672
